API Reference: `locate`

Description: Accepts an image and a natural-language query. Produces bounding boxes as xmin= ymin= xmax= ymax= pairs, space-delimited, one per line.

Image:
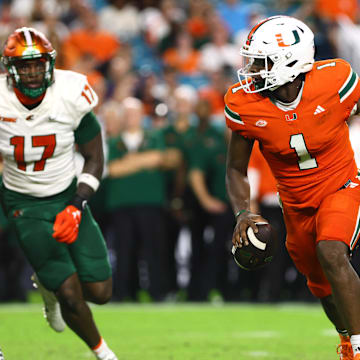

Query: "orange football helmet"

xmin=1 ymin=27 xmax=56 ymax=98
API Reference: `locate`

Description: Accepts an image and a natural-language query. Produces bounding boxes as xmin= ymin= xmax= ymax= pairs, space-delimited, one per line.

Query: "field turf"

xmin=0 ymin=303 xmax=340 ymax=360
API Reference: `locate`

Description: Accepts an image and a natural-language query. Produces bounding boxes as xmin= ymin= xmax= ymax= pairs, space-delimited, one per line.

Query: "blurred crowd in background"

xmin=1 ymin=0 xmax=360 ymax=304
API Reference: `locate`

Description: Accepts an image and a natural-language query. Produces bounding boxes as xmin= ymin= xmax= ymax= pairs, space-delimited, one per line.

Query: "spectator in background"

xmin=70 ymin=53 xmax=105 ymax=89
xmin=162 ymin=29 xmax=201 ymax=76
xmin=188 ymin=98 xmax=233 ymax=302
xmin=105 ymin=97 xmax=180 ymax=301
xmin=159 ymin=85 xmax=198 ymax=298
xmin=151 ymin=65 xmax=179 ymax=108
xmin=101 ymin=100 xmax=125 ymax=141
xmin=185 ymin=0 xmax=213 ymax=49
xmin=105 ymin=44 xmax=134 ymax=98
xmin=30 ymin=4 xmax=70 ymax=69
xmin=62 ymin=5 xmax=120 ymax=72
xmin=199 ymin=19 xmax=240 ymax=73
xmin=134 ymin=70 xmax=160 ymax=116
xmin=98 ymin=0 xmax=141 ymax=41
xmin=139 ymin=0 xmax=172 ymax=48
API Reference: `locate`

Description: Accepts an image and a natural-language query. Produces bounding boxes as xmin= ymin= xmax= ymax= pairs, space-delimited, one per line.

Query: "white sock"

xmin=350 ymin=334 xmax=360 ymax=356
xmin=92 ymin=337 xmax=117 ymax=360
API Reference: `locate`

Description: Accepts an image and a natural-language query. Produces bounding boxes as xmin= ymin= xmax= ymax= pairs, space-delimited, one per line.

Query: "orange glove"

xmin=52 ymin=205 xmax=82 ymax=244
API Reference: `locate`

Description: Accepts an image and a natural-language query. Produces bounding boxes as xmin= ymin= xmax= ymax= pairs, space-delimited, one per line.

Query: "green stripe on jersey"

xmin=350 ymin=206 xmax=360 ymax=250
xmin=339 ymin=70 xmax=358 ymax=103
xmin=224 ymin=105 xmax=244 ymax=124
xmin=75 ymin=111 xmax=101 ymax=144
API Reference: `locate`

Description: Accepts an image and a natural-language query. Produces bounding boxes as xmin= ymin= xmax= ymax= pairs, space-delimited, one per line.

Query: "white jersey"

xmin=0 ymin=69 xmax=98 ymax=197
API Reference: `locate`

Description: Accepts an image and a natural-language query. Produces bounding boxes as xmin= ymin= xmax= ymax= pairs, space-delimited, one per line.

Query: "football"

xmin=232 ymin=222 xmax=278 ymax=271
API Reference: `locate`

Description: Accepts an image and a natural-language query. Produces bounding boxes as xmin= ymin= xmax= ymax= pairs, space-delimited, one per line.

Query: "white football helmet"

xmin=237 ymin=15 xmax=315 ymax=93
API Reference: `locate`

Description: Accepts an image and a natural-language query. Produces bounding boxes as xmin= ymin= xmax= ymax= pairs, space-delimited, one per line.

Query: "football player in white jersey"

xmin=0 ymin=28 xmax=117 ymax=360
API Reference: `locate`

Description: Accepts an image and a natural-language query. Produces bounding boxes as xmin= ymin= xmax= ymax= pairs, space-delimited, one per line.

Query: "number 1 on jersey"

xmin=290 ymin=133 xmax=318 ymax=170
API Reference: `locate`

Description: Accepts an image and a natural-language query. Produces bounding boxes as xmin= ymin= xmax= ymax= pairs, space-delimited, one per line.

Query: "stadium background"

xmin=1 ymin=0 xmax=360 ymax=305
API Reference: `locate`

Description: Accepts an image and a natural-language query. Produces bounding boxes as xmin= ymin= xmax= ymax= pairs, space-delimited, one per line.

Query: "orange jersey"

xmin=225 ymin=59 xmax=360 ymax=210
xmin=248 ymin=141 xmax=278 ymax=201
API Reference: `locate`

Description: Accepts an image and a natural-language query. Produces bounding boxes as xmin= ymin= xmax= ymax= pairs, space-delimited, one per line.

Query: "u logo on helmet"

xmin=276 ymin=30 xmax=300 ymax=47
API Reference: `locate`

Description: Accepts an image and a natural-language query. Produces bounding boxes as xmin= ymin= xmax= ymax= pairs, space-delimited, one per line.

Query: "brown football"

xmin=232 ymin=222 xmax=278 ymax=271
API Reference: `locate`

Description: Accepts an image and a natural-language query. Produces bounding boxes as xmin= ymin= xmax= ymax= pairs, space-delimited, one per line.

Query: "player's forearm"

xmin=74 ymin=133 xmax=104 ymax=207
xmin=226 ymin=132 xmax=254 ymax=216
xmin=226 ymin=166 xmax=251 ymax=215
xmin=80 ymin=133 xmax=104 ymax=180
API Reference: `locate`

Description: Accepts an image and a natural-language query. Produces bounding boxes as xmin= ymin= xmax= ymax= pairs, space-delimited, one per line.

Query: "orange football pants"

xmin=284 ymin=183 xmax=360 ymax=298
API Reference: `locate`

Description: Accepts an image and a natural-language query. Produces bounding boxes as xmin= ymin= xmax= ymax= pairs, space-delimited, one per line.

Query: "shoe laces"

xmin=337 ymin=342 xmax=354 ymax=360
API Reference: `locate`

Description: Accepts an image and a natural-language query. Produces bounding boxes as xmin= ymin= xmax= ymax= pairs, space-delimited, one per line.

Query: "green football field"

xmin=0 ymin=303 xmax=341 ymax=360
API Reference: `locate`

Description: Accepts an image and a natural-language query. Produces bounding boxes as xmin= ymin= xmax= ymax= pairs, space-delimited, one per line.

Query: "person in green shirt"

xmin=188 ymin=98 xmax=234 ymax=301
xmin=105 ymin=97 xmax=180 ymax=301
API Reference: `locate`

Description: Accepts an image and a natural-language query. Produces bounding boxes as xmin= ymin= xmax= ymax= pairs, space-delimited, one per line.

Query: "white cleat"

xmin=95 ymin=351 xmax=118 ymax=360
xmin=96 ymin=355 xmax=118 ymax=360
xmin=31 ymin=274 xmax=66 ymax=332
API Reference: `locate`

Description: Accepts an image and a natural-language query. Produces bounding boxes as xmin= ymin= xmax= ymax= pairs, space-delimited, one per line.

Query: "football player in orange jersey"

xmin=225 ymin=15 xmax=360 ymax=359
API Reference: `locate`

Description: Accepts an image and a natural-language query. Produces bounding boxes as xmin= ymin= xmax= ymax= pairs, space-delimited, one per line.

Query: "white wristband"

xmin=77 ymin=173 xmax=100 ymax=192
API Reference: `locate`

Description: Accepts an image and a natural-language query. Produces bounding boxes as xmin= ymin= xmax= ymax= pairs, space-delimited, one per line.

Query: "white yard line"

xmin=245 ymin=351 xmax=270 ymax=357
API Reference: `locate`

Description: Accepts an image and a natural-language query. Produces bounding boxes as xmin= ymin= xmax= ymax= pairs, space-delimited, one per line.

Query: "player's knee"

xmin=57 ymin=287 xmax=85 ymax=313
xmin=91 ymin=285 xmax=112 ymax=305
xmin=316 ymin=240 xmax=349 ymax=274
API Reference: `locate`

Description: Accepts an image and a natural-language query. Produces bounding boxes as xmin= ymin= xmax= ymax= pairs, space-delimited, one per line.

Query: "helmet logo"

xmin=275 ymin=30 xmax=300 ymax=47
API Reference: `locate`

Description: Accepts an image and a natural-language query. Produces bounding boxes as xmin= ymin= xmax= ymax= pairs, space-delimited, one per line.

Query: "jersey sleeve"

xmin=74 ymin=112 xmax=101 ymax=145
xmin=64 ymin=72 xmax=99 ymax=129
xmin=224 ymin=85 xmax=246 ymax=133
xmin=335 ymin=59 xmax=360 ymax=116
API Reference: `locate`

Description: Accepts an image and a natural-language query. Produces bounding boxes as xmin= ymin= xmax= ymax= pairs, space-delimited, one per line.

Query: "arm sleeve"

xmin=74 ymin=112 xmax=101 ymax=145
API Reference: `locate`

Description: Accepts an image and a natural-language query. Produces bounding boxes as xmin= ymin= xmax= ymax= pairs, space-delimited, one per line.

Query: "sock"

xmin=92 ymin=337 xmax=117 ymax=360
xmin=351 ymin=334 xmax=360 ymax=356
xmin=337 ymin=329 xmax=349 ymax=339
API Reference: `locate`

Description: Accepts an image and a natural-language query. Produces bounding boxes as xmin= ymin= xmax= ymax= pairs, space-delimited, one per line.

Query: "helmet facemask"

xmin=237 ymin=54 xmax=277 ymax=93
xmin=5 ymin=52 xmax=56 ymax=98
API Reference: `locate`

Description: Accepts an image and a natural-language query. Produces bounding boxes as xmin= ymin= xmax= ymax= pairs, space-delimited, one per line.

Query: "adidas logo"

xmin=314 ymin=105 xmax=325 ymax=115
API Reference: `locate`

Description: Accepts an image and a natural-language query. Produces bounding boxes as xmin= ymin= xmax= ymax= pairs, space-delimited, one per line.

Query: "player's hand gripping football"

xmin=52 ymin=205 xmax=82 ymax=244
xmin=232 ymin=210 xmax=267 ymax=248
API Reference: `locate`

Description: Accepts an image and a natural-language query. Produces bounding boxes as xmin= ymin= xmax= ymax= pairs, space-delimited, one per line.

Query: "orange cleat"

xmin=337 ymin=335 xmax=354 ymax=360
